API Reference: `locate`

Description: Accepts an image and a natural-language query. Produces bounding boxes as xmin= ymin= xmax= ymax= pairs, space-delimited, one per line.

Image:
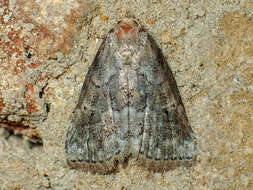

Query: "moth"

xmin=65 ymin=19 xmax=196 ymax=174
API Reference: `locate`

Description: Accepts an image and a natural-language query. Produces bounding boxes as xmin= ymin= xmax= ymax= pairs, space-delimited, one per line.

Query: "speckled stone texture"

xmin=0 ymin=0 xmax=252 ymax=189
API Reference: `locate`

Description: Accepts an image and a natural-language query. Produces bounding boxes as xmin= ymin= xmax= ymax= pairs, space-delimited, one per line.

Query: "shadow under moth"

xmin=65 ymin=19 xmax=196 ymax=174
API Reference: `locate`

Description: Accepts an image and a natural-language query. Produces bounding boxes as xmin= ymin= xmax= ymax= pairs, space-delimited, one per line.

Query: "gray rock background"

xmin=0 ymin=0 xmax=252 ymax=189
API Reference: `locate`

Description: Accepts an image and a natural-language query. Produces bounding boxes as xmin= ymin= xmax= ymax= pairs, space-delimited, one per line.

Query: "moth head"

xmin=113 ymin=19 xmax=143 ymax=41
xmin=108 ymin=19 xmax=147 ymax=62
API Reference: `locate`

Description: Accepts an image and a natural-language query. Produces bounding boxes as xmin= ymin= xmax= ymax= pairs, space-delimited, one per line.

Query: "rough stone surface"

xmin=0 ymin=0 xmax=252 ymax=189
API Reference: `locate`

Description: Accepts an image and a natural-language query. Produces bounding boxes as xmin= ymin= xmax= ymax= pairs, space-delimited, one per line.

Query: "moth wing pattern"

xmin=65 ymin=39 xmax=130 ymax=173
xmin=133 ymin=35 xmax=196 ymax=169
xmin=65 ymin=19 xmax=196 ymax=174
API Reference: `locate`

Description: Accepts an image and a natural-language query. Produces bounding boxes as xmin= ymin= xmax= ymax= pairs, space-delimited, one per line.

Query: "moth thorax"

xmin=115 ymin=43 xmax=139 ymax=63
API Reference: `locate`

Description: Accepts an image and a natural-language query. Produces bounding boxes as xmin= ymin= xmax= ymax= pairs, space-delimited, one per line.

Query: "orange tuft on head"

xmin=121 ymin=25 xmax=133 ymax=34
xmin=117 ymin=25 xmax=136 ymax=40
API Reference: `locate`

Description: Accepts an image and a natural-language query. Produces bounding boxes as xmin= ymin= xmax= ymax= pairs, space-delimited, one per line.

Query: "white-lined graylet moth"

xmin=65 ymin=18 xmax=196 ymax=174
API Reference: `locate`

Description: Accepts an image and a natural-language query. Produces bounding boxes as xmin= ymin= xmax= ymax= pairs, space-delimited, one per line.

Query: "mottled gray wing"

xmin=130 ymin=35 xmax=196 ymax=164
xmin=65 ymin=39 xmax=129 ymax=172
